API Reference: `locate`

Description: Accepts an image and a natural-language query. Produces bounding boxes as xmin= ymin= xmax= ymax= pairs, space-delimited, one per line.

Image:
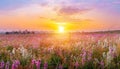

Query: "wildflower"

xmin=15 ymin=60 xmax=20 ymax=65
xmin=106 ymin=46 xmax=117 ymax=65
xmin=82 ymin=51 xmax=87 ymax=58
xmin=106 ymin=52 xmax=112 ymax=65
xmin=87 ymin=51 xmax=92 ymax=61
xmin=32 ymin=59 xmax=36 ymax=65
xmin=19 ymin=45 xmax=28 ymax=58
xmin=58 ymin=64 xmax=63 ymax=69
xmin=35 ymin=60 xmax=41 ymax=69
xmin=12 ymin=60 xmax=20 ymax=69
xmin=99 ymin=60 xmax=104 ymax=69
xmin=5 ymin=61 xmax=10 ymax=69
xmin=81 ymin=58 xmax=85 ymax=66
xmin=94 ymin=58 xmax=99 ymax=63
xmin=102 ymin=52 xmax=106 ymax=58
xmin=12 ymin=48 xmax=16 ymax=54
xmin=0 ymin=60 xmax=5 ymax=69
xmin=44 ymin=62 xmax=48 ymax=69
xmin=12 ymin=63 xmax=16 ymax=69
xmin=81 ymin=51 xmax=87 ymax=66
xmin=75 ymin=61 xmax=79 ymax=69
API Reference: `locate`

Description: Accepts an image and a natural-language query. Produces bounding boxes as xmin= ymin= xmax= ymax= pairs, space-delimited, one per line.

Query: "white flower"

xmin=106 ymin=45 xmax=117 ymax=65
xmin=94 ymin=58 xmax=99 ymax=63
xmin=106 ymin=52 xmax=112 ymax=65
xmin=18 ymin=45 xmax=30 ymax=58
xmin=12 ymin=48 xmax=16 ymax=54
xmin=102 ymin=52 xmax=106 ymax=58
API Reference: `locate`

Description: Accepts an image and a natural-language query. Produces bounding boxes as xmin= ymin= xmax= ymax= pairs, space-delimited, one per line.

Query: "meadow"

xmin=0 ymin=33 xmax=120 ymax=69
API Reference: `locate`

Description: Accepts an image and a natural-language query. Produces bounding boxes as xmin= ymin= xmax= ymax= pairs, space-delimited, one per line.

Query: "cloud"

xmin=58 ymin=5 xmax=92 ymax=16
xmin=10 ymin=4 xmax=57 ymax=17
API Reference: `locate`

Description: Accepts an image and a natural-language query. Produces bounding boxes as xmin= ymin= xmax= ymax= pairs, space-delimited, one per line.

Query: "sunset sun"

xmin=58 ymin=26 xmax=65 ymax=33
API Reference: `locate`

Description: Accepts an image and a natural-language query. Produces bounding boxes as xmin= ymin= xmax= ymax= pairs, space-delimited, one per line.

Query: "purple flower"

xmin=87 ymin=52 xmax=92 ymax=61
xmin=82 ymin=51 xmax=87 ymax=57
xmin=58 ymin=64 xmax=63 ymax=69
xmin=35 ymin=60 xmax=41 ymax=69
xmin=12 ymin=63 xmax=16 ymax=69
xmin=99 ymin=60 xmax=104 ymax=69
xmin=32 ymin=59 xmax=36 ymax=65
xmin=75 ymin=62 xmax=79 ymax=69
xmin=15 ymin=60 xmax=20 ymax=65
xmin=44 ymin=62 xmax=48 ymax=69
xmin=5 ymin=61 xmax=10 ymax=69
xmin=0 ymin=61 xmax=5 ymax=69
xmin=81 ymin=51 xmax=87 ymax=66
xmin=12 ymin=60 xmax=20 ymax=69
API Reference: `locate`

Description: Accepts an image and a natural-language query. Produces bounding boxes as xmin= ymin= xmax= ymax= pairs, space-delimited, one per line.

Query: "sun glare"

xmin=58 ymin=26 xmax=65 ymax=33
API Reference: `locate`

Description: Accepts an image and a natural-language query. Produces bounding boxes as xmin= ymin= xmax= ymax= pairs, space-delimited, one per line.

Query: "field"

xmin=0 ymin=33 xmax=120 ymax=69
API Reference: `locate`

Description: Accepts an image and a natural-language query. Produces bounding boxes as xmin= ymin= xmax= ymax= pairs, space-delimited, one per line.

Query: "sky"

xmin=0 ymin=0 xmax=120 ymax=32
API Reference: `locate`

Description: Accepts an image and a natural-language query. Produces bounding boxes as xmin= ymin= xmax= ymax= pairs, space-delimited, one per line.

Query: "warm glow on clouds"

xmin=0 ymin=0 xmax=120 ymax=31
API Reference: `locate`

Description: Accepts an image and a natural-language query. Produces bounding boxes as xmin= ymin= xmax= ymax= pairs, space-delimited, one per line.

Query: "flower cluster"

xmin=0 ymin=34 xmax=119 ymax=69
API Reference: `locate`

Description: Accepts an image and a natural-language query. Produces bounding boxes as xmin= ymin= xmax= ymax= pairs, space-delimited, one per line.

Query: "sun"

xmin=58 ymin=26 xmax=65 ymax=33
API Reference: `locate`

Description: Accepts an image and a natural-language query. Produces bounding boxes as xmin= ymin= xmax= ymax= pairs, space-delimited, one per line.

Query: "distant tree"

xmin=5 ymin=32 xmax=9 ymax=34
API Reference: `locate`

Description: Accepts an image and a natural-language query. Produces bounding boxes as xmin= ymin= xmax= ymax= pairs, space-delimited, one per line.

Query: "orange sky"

xmin=0 ymin=0 xmax=120 ymax=32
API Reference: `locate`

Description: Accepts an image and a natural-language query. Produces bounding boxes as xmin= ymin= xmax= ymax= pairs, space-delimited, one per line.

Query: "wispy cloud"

xmin=58 ymin=5 xmax=92 ymax=15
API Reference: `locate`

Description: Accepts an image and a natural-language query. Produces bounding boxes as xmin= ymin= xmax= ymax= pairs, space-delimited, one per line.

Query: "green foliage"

xmin=82 ymin=61 xmax=94 ymax=69
xmin=20 ymin=57 xmax=31 ymax=67
xmin=6 ymin=45 xmax=13 ymax=52
xmin=48 ymin=53 xmax=62 ymax=66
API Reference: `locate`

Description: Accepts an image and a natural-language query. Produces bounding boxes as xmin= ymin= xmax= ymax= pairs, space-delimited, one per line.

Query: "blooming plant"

xmin=0 ymin=34 xmax=120 ymax=69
